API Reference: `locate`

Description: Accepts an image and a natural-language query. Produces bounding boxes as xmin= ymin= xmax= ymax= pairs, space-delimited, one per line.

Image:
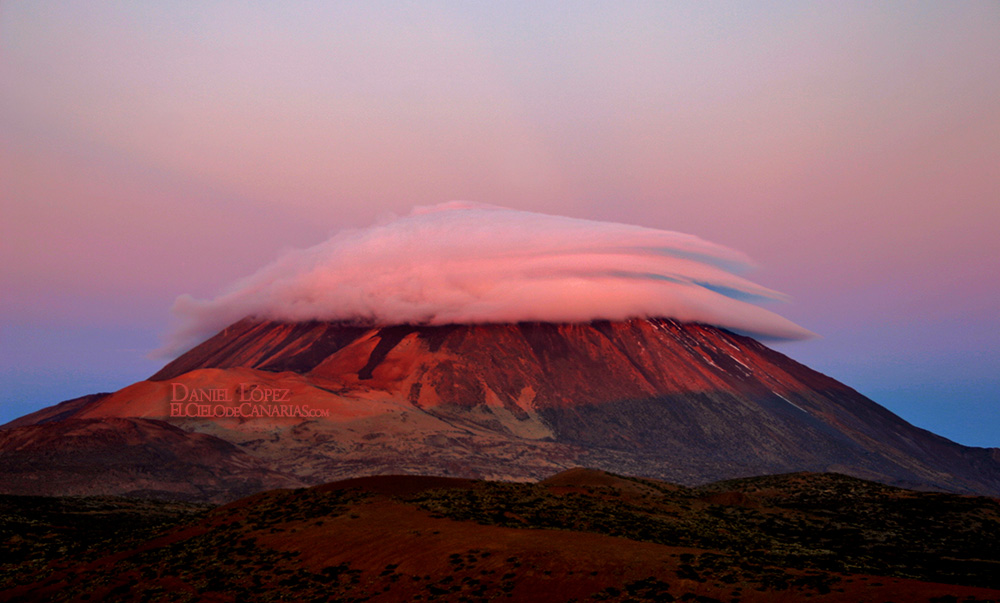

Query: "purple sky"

xmin=2 ymin=2 xmax=998 ymax=446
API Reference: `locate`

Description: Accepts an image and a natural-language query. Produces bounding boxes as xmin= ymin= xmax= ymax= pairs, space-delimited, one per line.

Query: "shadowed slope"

xmin=0 ymin=418 xmax=304 ymax=503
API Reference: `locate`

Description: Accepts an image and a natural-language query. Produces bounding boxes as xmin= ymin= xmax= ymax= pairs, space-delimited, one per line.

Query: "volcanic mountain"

xmin=3 ymin=317 xmax=999 ymax=500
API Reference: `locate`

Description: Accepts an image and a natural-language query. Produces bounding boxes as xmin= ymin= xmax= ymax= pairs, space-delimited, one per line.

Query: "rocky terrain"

xmin=2 ymin=318 xmax=998 ymax=501
xmin=1 ymin=469 xmax=998 ymax=602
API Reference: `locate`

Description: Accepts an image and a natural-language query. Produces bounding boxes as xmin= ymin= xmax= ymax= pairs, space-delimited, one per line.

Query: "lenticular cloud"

xmin=164 ymin=202 xmax=813 ymax=355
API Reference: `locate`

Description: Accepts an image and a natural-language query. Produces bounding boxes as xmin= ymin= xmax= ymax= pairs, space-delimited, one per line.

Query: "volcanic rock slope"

xmin=3 ymin=317 xmax=999 ymax=499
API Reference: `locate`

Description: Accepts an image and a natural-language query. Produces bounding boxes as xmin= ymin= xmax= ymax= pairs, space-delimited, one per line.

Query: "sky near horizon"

xmin=2 ymin=2 xmax=998 ymax=446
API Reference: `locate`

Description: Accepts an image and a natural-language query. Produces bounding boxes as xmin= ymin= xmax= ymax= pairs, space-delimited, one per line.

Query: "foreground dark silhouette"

xmin=2 ymin=469 xmax=998 ymax=602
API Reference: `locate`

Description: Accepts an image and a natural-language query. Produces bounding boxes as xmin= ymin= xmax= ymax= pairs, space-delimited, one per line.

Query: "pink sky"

xmin=2 ymin=2 xmax=998 ymax=445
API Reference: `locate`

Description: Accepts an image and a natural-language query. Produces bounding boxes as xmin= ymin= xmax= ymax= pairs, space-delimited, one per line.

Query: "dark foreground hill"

xmin=2 ymin=469 xmax=999 ymax=602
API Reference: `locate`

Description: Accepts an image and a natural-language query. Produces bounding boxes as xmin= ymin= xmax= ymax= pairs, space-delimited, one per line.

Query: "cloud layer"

xmin=163 ymin=203 xmax=813 ymax=355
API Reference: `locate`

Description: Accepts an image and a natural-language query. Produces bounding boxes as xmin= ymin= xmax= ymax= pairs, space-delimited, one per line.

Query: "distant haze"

xmin=164 ymin=203 xmax=812 ymax=355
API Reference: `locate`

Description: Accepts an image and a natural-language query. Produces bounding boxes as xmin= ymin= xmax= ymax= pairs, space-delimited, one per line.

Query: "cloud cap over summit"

xmin=163 ymin=203 xmax=813 ymax=355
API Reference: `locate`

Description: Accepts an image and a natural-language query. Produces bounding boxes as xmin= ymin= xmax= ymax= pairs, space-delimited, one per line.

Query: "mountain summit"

xmin=3 ymin=317 xmax=998 ymax=501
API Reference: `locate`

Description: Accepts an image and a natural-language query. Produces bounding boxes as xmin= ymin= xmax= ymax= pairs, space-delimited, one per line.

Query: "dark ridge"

xmin=540 ymin=390 xmax=879 ymax=471
xmin=407 ymin=382 xmax=423 ymax=407
xmin=1 ymin=393 xmax=111 ymax=430
xmin=150 ymin=318 xmax=264 ymax=381
xmin=535 ymin=390 xmax=1000 ymax=495
xmin=259 ymin=323 xmax=370 ymax=373
xmin=242 ymin=321 xmax=323 ymax=368
xmin=516 ymin=322 xmax=571 ymax=364
xmin=588 ymin=319 xmax=616 ymax=338
xmin=32 ymin=393 xmax=111 ymax=424
xmin=415 ymin=323 xmax=462 ymax=353
xmin=694 ymin=470 xmax=906 ymax=496
xmin=0 ymin=418 xmax=303 ymax=503
xmin=152 ymin=320 xmax=376 ymax=380
xmin=311 ymin=474 xmax=477 ymax=496
xmin=357 ymin=325 xmax=418 ymax=380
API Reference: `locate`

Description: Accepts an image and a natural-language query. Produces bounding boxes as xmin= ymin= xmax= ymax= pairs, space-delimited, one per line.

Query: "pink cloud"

xmin=161 ymin=203 xmax=813 ymax=356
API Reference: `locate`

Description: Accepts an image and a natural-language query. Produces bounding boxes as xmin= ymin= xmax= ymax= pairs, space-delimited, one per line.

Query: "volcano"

xmin=3 ymin=317 xmax=999 ymax=500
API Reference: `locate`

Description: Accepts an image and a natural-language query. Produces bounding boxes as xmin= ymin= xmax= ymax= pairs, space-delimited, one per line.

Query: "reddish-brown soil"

xmin=2 ymin=470 xmax=998 ymax=602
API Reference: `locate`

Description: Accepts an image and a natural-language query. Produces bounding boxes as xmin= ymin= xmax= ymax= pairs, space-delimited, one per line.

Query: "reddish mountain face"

xmin=152 ymin=318 xmax=833 ymax=408
xmin=4 ymin=317 xmax=999 ymax=500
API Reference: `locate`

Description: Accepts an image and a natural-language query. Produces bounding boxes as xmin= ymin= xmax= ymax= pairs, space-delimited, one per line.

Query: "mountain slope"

xmin=147 ymin=317 xmax=1000 ymax=494
xmin=0 ymin=417 xmax=304 ymax=502
xmin=3 ymin=317 xmax=998 ymax=499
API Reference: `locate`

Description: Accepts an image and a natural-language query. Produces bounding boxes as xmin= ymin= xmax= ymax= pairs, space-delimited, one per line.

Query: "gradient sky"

xmin=2 ymin=2 xmax=998 ymax=446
